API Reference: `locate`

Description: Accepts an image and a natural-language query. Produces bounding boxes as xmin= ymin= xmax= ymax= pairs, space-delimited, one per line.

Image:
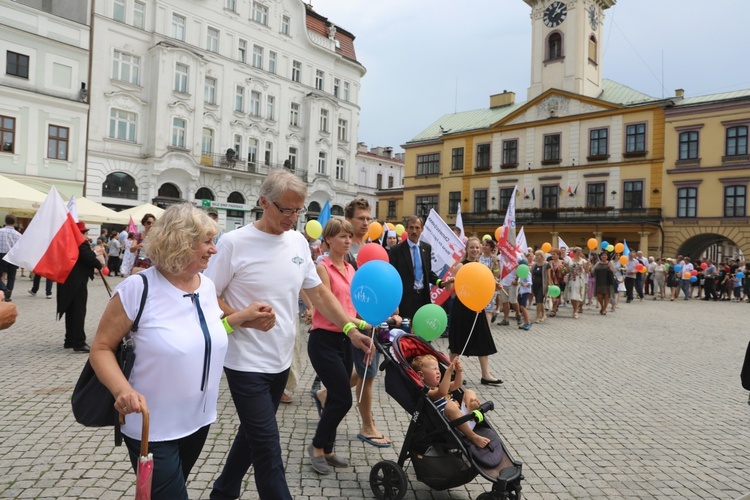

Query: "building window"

xmin=238 ymin=39 xmax=247 ymax=63
xmin=206 ymin=27 xmax=220 ymax=53
xmin=171 ymin=118 xmax=186 ymax=148
xmin=158 ymin=183 xmax=181 ymax=199
xmin=103 ymin=172 xmax=138 ymax=199
xmin=388 ymin=200 xmax=397 ymax=218
xmin=47 ymin=125 xmax=69 ymax=160
xmin=337 ymin=119 xmax=348 ymax=142
xmin=677 ymin=187 xmax=697 ymax=218
xmin=290 ymin=102 xmax=299 ymax=126
xmin=320 ymin=109 xmax=329 ymax=132
xmin=292 ymin=60 xmax=301 ymax=82
xmin=288 ymin=147 xmax=297 ymax=168
xmin=547 ymin=32 xmax=562 ymax=60
xmin=109 ymin=109 xmax=137 ymax=142
xmin=474 ymin=190 xmax=488 ymax=213
xmin=541 ymin=185 xmax=559 ymax=209
xmin=623 ymin=180 xmax=643 ymax=209
xmin=543 ymin=134 xmax=561 ymax=161
xmin=250 ymin=91 xmax=261 ymax=116
xmin=253 ymin=3 xmax=269 ymax=25
xmin=335 ymin=159 xmax=345 ymax=180
xmin=266 ymin=95 xmax=275 ymax=120
xmin=499 ymin=188 xmax=514 ymax=211
xmin=415 ymin=195 xmax=438 ymax=218
xmin=204 ymin=77 xmax=216 ymax=104
xmin=586 ymin=182 xmax=606 ymax=207
xmin=588 ymin=35 xmax=597 ymax=63
xmin=502 ymin=139 xmax=518 ymax=166
xmin=235 ymin=86 xmax=244 ymax=112
xmin=262 ymin=141 xmax=272 ymax=165
xmin=281 ymin=15 xmax=290 ymax=35
xmin=133 ymin=1 xmax=145 ymax=29
xmin=416 ymin=153 xmax=440 ymax=176
xmin=679 ymin=131 xmax=699 ymax=160
xmin=6 ymin=51 xmax=29 ymax=79
xmin=589 ymin=128 xmax=608 ymax=156
xmin=225 ymin=0 xmax=237 ymax=12
xmin=626 ymin=123 xmax=646 ymax=153
xmin=112 ymin=50 xmax=140 ymax=84
xmin=726 ymin=126 xmax=748 ymax=156
xmin=376 ymin=173 xmax=383 ymax=190
xmin=388 ymin=176 xmax=394 ymax=188
xmin=233 ymin=134 xmax=242 ymax=157
xmin=174 ymin=63 xmax=188 ymax=93
xmin=333 ymin=78 xmax=340 ymax=98
xmin=268 ymin=51 xmax=277 ymax=73
xmin=113 ymin=0 xmax=125 ymax=22
xmin=448 ymin=191 xmax=461 ymax=214
xmin=725 ymin=185 xmax=747 ymax=218
xmin=317 ymin=151 xmax=327 ymax=174
xmin=1 ymin=116 xmax=15 ymax=153
xmin=247 ymin=138 xmax=258 ymax=166
xmin=476 ymin=144 xmax=491 ymax=169
xmin=252 ymin=45 xmax=263 ymax=69
xmin=343 ymin=81 xmax=350 ymax=101
xmin=172 ymin=14 xmax=186 ymax=41
xmin=451 ymin=147 xmax=464 ymax=171
xmin=315 ymin=70 xmax=324 ymax=90
xmin=195 ymin=187 xmax=214 ymax=201
xmin=201 ymin=128 xmax=214 ymax=155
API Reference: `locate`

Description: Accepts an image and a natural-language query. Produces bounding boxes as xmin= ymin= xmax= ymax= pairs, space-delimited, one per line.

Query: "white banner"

xmin=421 ymin=209 xmax=466 ymax=306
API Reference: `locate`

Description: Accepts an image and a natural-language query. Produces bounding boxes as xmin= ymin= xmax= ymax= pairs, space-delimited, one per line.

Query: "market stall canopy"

xmin=0 ymin=174 xmax=48 ymax=217
xmin=119 ymin=203 xmax=165 ymax=224
xmin=72 ymin=197 xmax=130 ymax=225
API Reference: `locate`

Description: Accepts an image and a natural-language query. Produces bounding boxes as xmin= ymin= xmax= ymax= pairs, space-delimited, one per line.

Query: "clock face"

xmin=543 ymin=1 xmax=567 ymax=28
xmin=589 ymin=5 xmax=599 ymax=30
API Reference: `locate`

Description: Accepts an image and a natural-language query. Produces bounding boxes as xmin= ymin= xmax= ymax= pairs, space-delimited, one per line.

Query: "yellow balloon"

xmin=368 ymin=221 xmax=383 ymax=241
xmin=619 ymin=255 xmax=628 ymax=266
xmin=395 ymin=224 xmax=405 ymax=236
xmin=455 ymin=262 xmax=496 ymax=312
xmin=482 ymin=234 xmax=492 ymax=242
xmin=614 ymin=243 xmax=624 ymax=254
xmin=541 ymin=242 xmax=552 ymax=253
xmin=305 ymin=220 xmax=322 ymax=240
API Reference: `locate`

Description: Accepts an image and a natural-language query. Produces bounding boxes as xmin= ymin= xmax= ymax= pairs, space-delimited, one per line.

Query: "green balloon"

xmin=664 ymin=263 xmax=669 ymax=270
xmin=548 ymin=285 xmax=561 ymax=298
xmin=412 ymin=304 xmax=448 ymax=341
xmin=516 ymin=264 xmax=530 ymax=279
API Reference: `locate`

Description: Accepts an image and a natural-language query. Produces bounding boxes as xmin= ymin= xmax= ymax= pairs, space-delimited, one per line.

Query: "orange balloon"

xmin=386 ymin=222 xmax=395 ymax=231
xmin=683 ymin=272 xmax=691 ymax=279
xmin=614 ymin=243 xmax=624 ymax=254
xmin=541 ymin=242 xmax=552 ymax=253
xmin=455 ymin=262 xmax=496 ymax=312
xmin=619 ymin=256 xmax=628 ymax=266
xmin=587 ymin=238 xmax=598 ymax=250
xmin=494 ymin=226 xmax=503 ymax=241
xmin=367 ymin=221 xmax=383 ymax=241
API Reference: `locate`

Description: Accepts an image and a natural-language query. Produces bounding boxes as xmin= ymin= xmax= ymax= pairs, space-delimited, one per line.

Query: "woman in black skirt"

xmin=447 ymin=237 xmax=502 ymax=385
xmin=531 ymin=249 xmax=548 ymax=323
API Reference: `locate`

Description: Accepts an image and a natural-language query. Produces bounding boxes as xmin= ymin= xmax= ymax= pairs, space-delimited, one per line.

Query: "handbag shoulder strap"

xmin=131 ymin=273 xmax=149 ymax=333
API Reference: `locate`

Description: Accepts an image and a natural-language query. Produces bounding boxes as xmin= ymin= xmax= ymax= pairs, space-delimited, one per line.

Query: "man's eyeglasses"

xmin=354 ymin=216 xmax=373 ymax=223
xmin=272 ymin=200 xmax=307 ymax=217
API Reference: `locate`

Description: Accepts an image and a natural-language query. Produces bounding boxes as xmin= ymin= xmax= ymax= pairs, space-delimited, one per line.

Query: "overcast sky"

xmin=309 ymin=0 xmax=750 ymax=152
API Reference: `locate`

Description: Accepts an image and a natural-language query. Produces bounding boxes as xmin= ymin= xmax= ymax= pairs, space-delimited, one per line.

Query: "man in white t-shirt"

xmin=205 ymin=170 xmax=372 ymax=500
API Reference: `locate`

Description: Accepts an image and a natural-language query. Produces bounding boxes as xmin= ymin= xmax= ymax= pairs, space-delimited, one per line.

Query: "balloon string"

xmin=358 ymin=326 xmax=377 ymax=404
xmin=459 ymin=312 xmax=480 ymax=358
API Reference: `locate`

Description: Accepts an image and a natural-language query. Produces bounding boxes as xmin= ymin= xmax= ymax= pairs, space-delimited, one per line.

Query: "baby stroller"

xmin=369 ymin=332 xmax=524 ymax=500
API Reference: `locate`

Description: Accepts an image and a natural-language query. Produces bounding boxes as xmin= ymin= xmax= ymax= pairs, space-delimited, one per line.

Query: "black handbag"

xmin=71 ymin=273 xmax=148 ymax=445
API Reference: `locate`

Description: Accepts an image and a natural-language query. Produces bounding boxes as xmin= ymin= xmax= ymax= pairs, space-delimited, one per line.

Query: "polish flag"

xmin=497 ymin=185 xmax=519 ymax=278
xmin=3 ymin=186 xmax=85 ymax=283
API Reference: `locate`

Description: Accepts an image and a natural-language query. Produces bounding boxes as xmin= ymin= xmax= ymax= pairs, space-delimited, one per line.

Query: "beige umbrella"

xmin=73 ymin=197 xmax=130 ymax=225
xmin=0 ymin=174 xmax=48 ymax=216
xmin=119 ymin=203 xmax=165 ymax=224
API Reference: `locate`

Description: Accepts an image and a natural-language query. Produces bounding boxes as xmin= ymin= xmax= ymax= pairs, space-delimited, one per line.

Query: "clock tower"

xmin=525 ymin=0 xmax=616 ymax=100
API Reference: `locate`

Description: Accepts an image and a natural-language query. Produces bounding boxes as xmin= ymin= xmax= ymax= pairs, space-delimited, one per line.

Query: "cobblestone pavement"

xmin=1 ymin=276 xmax=749 ymax=499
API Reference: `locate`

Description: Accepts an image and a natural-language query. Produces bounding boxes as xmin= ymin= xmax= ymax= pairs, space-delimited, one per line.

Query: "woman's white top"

xmin=114 ymin=267 xmax=228 ymax=442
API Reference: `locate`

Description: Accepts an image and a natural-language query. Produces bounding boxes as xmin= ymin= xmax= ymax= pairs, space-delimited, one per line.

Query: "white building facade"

xmin=87 ymin=0 xmax=365 ymax=230
xmin=0 ymin=0 xmax=91 ymax=202
xmin=355 ymin=142 xmax=404 ymax=216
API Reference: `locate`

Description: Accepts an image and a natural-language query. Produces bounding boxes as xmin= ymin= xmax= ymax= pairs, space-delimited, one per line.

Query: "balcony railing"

xmin=199 ymin=153 xmax=308 ymax=182
xmin=462 ymin=207 xmax=663 ymax=225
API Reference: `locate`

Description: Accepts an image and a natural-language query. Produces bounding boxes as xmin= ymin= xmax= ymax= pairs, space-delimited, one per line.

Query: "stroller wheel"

xmin=369 ymin=460 xmax=407 ymax=500
xmin=476 ymin=494 xmax=498 ymax=500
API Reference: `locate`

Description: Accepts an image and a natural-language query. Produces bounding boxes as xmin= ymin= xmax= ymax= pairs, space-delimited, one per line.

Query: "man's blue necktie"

xmin=412 ymin=243 xmax=423 ymax=286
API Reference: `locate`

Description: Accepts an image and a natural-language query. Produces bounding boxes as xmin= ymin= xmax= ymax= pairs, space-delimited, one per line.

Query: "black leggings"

xmin=307 ymin=328 xmax=353 ymax=453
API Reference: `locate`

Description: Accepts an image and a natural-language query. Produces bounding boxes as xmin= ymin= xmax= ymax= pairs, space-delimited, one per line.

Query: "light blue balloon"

xmin=674 ymin=264 xmax=682 ymax=273
xmin=690 ymin=276 xmax=698 ymax=283
xmin=737 ymin=272 xmax=745 ymax=280
xmin=350 ymin=260 xmax=403 ymax=325
xmin=600 ymin=241 xmax=609 ymax=250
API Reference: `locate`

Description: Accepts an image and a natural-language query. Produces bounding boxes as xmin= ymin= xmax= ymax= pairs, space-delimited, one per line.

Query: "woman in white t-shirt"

xmin=90 ymin=204 xmax=271 ymax=500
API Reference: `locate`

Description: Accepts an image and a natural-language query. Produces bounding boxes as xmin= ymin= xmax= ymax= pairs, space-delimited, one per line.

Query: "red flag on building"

xmin=3 ymin=186 xmax=85 ymax=283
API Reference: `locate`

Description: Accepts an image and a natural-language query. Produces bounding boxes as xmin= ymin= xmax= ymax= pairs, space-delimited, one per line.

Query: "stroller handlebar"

xmin=449 ymin=400 xmax=494 ymax=428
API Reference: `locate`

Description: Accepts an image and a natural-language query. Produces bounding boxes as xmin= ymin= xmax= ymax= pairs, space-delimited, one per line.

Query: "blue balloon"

xmin=600 ymin=241 xmax=609 ymax=250
xmin=690 ymin=276 xmax=698 ymax=283
xmin=674 ymin=264 xmax=682 ymax=272
xmin=737 ymin=272 xmax=745 ymax=280
xmin=350 ymin=260 xmax=403 ymax=325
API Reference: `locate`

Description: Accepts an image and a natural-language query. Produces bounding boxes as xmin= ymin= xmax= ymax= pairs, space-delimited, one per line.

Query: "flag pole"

xmin=100 ymin=273 xmax=112 ymax=298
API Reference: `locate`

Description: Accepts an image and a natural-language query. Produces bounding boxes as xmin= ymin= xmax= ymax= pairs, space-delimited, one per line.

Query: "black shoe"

xmin=490 ymin=313 xmax=498 ymax=323
xmin=72 ymin=344 xmax=90 ymax=353
xmin=480 ymin=377 xmax=503 ymax=385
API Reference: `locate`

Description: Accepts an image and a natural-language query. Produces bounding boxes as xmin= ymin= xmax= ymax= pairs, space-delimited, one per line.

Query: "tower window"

xmin=546 ymin=32 xmax=563 ymax=61
xmin=589 ymin=35 xmax=597 ymax=64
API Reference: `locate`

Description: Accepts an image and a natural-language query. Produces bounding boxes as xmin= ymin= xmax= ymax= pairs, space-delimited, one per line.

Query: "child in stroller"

xmin=410 ymin=355 xmax=490 ymax=448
